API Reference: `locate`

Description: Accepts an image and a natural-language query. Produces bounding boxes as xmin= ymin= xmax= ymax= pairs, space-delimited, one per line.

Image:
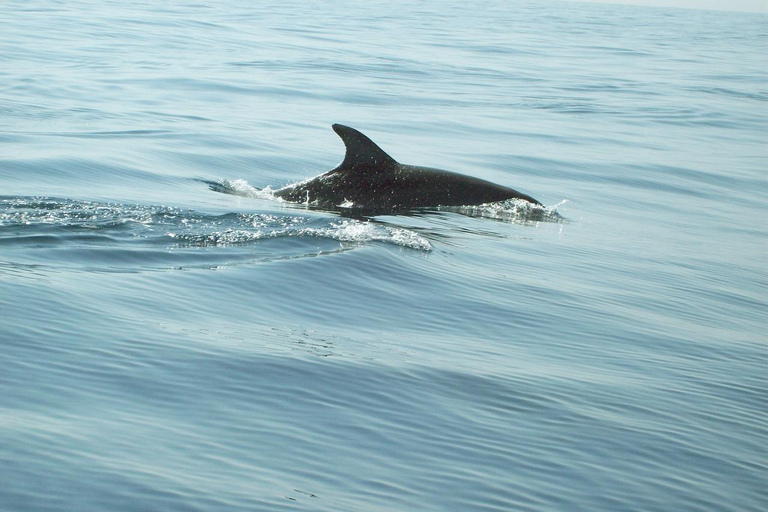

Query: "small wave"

xmin=167 ymin=219 xmax=432 ymax=252
xmin=201 ymin=178 xmax=269 ymax=199
xmin=0 ymin=196 xmax=158 ymax=228
xmin=299 ymin=220 xmax=433 ymax=251
xmin=439 ymin=198 xmax=566 ymax=223
xmin=0 ymin=197 xmax=432 ymax=272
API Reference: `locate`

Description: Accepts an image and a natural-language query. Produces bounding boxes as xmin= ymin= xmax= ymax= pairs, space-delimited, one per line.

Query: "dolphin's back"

xmin=275 ymin=124 xmax=541 ymax=212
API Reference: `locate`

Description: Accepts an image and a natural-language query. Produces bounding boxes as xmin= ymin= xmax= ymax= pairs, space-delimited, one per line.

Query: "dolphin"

xmin=203 ymin=124 xmax=543 ymax=214
xmin=269 ymin=124 xmax=541 ymax=214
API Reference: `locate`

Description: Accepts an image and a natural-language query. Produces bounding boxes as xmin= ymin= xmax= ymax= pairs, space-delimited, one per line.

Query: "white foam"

xmin=444 ymin=198 xmax=566 ymax=223
xmin=207 ymin=178 xmax=273 ymax=199
xmin=300 ymin=220 xmax=432 ymax=251
xmin=167 ymin=217 xmax=431 ymax=251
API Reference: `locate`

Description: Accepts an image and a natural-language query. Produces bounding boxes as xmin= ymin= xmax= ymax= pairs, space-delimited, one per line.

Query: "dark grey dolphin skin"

xmin=273 ymin=124 xmax=541 ymax=213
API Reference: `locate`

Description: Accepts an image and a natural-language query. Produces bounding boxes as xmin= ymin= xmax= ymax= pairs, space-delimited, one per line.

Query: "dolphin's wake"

xmin=0 ymin=196 xmax=433 ymax=274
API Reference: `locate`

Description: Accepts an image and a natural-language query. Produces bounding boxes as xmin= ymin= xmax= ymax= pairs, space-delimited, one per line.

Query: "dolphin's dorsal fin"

xmin=332 ymin=124 xmax=398 ymax=173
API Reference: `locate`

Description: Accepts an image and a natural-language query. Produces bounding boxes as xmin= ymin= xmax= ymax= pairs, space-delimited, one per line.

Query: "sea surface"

xmin=1 ymin=1 xmax=766 ymax=511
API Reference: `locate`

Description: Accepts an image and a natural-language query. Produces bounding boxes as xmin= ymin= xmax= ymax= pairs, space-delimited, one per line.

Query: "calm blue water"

xmin=1 ymin=1 xmax=766 ymax=511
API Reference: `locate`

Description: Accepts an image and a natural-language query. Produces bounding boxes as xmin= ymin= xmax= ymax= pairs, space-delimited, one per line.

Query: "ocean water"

xmin=1 ymin=0 xmax=766 ymax=511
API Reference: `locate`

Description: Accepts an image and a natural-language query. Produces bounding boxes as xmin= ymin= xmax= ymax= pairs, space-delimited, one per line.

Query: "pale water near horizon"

xmin=1 ymin=1 xmax=766 ymax=511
